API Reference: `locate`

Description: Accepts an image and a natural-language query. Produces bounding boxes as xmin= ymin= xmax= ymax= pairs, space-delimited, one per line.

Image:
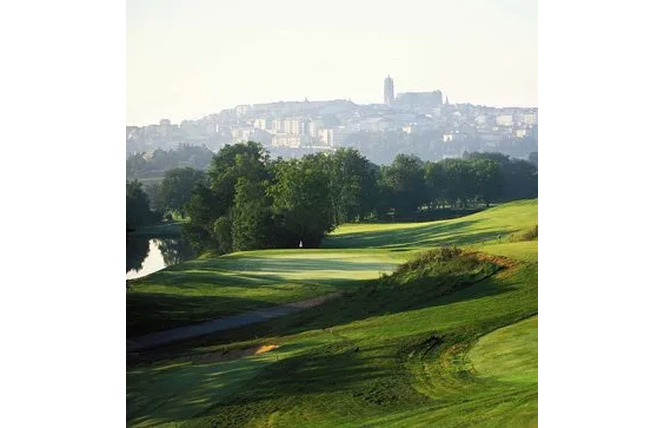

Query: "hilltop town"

xmin=127 ymin=76 xmax=538 ymax=164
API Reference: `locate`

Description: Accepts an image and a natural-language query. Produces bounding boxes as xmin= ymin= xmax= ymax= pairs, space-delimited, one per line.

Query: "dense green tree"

xmin=157 ymin=167 xmax=206 ymax=215
xmin=184 ymin=142 xmax=272 ymax=253
xmin=164 ymin=142 xmax=536 ymax=255
xmin=462 ymin=152 xmax=537 ymax=201
xmin=212 ymin=215 xmax=233 ymax=254
xmin=502 ymin=159 xmax=538 ymax=201
xmin=207 ymin=141 xmax=271 ymax=214
xmin=182 ymin=184 xmax=222 ymax=252
xmin=380 ymin=154 xmax=427 ymax=217
xmin=231 ymin=178 xmax=273 ymax=251
xmin=424 ymin=161 xmax=447 ymax=208
xmin=270 ymin=154 xmax=334 ymax=247
xmin=126 ymin=180 xmax=155 ymax=230
xmin=328 ymin=148 xmax=377 ymax=224
xmin=440 ymin=158 xmax=474 ymax=207
xmin=470 ymin=158 xmax=503 ymax=207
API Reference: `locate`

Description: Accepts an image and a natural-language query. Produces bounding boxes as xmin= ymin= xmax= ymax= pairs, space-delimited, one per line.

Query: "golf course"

xmin=127 ymin=199 xmax=538 ymax=427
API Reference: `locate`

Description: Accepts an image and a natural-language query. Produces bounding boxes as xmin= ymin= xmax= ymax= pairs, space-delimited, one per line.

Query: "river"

xmin=126 ymin=236 xmax=194 ymax=280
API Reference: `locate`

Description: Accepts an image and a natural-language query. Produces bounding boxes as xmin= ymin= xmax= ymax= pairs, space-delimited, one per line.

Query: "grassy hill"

xmin=127 ymin=199 xmax=538 ymax=427
xmin=325 ymin=199 xmax=537 ymax=249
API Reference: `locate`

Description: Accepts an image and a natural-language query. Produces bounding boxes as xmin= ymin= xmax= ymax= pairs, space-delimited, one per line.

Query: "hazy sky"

xmin=127 ymin=0 xmax=537 ymax=126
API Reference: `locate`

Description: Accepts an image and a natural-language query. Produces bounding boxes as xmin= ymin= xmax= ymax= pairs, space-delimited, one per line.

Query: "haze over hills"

xmin=127 ymin=76 xmax=537 ymax=165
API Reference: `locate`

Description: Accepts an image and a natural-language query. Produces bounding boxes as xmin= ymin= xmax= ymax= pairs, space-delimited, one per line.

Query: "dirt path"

xmin=127 ymin=293 xmax=340 ymax=353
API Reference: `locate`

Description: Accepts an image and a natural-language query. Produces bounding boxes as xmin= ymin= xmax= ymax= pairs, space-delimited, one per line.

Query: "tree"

xmin=184 ymin=142 xmax=272 ymax=253
xmin=380 ymin=154 xmax=427 ymax=217
xmin=459 ymin=152 xmax=536 ymax=202
xmin=213 ymin=215 xmax=233 ymax=254
xmin=157 ymin=167 xmax=206 ymax=215
xmin=231 ymin=178 xmax=273 ymax=251
xmin=126 ymin=180 xmax=155 ymax=230
xmin=424 ymin=161 xmax=447 ymax=208
xmin=440 ymin=158 xmax=474 ymax=207
xmin=270 ymin=155 xmax=334 ymax=247
xmin=470 ymin=158 xmax=503 ymax=207
xmin=183 ymin=183 xmax=222 ymax=252
xmin=502 ymin=159 xmax=538 ymax=201
xmin=207 ymin=141 xmax=271 ymax=213
xmin=328 ymin=148 xmax=377 ymax=224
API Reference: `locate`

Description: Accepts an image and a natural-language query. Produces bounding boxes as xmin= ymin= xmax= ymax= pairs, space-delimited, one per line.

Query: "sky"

xmin=127 ymin=0 xmax=537 ymax=126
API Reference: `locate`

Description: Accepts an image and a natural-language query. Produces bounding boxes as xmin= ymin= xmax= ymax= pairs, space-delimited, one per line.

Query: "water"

xmin=126 ymin=236 xmax=194 ymax=280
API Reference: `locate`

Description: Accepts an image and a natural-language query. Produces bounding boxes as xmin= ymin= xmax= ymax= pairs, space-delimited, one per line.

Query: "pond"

xmin=126 ymin=236 xmax=194 ymax=280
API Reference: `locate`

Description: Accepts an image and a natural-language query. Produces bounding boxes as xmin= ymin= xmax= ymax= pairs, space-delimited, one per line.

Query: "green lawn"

xmin=325 ymin=199 xmax=538 ymax=249
xmin=127 ymin=199 xmax=538 ymax=427
xmin=127 ymin=248 xmax=412 ymax=336
xmin=468 ymin=316 xmax=538 ymax=384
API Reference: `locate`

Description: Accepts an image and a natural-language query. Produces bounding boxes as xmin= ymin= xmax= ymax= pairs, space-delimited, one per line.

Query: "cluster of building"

xmin=127 ymin=76 xmax=538 ymax=162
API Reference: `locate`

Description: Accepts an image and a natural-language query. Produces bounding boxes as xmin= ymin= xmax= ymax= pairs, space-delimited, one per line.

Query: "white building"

xmin=496 ymin=114 xmax=513 ymax=127
xmin=272 ymin=133 xmax=302 ymax=148
xmin=252 ymin=118 xmax=268 ymax=130
xmin=234 ymin=104 xmax=251 ymax=118
xmin=523 ymin=112 xmax=538 ymax=126
xmin=514 ymin=129 xmax=527 ymax=138
xmin=317 ymin=129 xmax=334 ymax=146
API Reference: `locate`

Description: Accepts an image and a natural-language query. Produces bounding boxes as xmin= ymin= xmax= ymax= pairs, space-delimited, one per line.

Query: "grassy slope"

xmin=127 ymin=199 xmax=538 ymax=427
xmin=128 ymin=199 xmax=537 ymax=337
xmin=127 ymin=249 xmax=410 ymax=336
xmin=324 ymin=199 xmax=537 ymax=250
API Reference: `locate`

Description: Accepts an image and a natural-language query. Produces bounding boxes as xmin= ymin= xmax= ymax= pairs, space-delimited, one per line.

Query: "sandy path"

xmin=127 ymin=293 xmax=339 ymax=353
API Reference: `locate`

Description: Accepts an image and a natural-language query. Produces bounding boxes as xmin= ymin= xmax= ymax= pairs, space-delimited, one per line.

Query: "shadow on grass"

xmin=127 ymin=293 xmax=278 ymax=338
xmin=173 ymin=257 xmax=396 ymax=274
xmin=127 ymin=257 xmax=398 ymax=338
xmin=130 ymin=256 xmax=398 ymax=290
xmin=228 ymin=270 xmax=519 ymax=342
xmin=324 ymin=220 xmax=517 ymax=249
xmin=127 ymin=341 xmax=395 ymax=427
xmin=136 ymin=263 xmax=533 ymax=364
xmin=127 ymin=262 xmax=538 ymax=427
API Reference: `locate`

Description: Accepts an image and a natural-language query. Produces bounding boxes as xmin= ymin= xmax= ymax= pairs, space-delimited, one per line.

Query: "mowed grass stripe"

xmin=324 ymin=199 xmax=537 ymax=249
xmin=468 ymin=316 xmax=538 ymax=384
xmin=127 ymin=249 xmax=410 ymax=336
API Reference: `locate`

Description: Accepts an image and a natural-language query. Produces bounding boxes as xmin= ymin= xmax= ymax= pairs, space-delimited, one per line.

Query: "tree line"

xmin=127 ymin=142 xmax=537 ymax=252
xmin=126 ymin=144 xmax=214 ymax=180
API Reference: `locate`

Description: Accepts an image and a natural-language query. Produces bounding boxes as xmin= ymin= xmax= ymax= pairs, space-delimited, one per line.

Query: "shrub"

xmin=383 ymin=247 xmax=500 ymax=293
xmin=510 ymin=224 xmax=538 ymax=242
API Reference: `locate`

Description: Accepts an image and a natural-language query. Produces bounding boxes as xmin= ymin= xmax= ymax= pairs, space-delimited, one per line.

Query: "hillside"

xmin=127 ymin=199 xmax=538 ymax=427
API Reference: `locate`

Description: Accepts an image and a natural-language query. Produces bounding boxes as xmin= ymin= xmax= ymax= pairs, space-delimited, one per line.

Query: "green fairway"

xmin=127 ymin=199 xmax=538 ymax=427
xmin=127 ymin=248 xmax=411 ymax=336
xmin=324 ymin=199 xmax=537 ymax=249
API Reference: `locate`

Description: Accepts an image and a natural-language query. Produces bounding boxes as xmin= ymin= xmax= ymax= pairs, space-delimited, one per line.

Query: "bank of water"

xmin=126 ymin=236 xmax=194 ymax=280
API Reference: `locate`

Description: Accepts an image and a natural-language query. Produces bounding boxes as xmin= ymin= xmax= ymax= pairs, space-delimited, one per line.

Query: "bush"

xmin=510 ymin=224 xmax=538 ymax=242
xmin=383 ymin=247 xmax=500 ymax=292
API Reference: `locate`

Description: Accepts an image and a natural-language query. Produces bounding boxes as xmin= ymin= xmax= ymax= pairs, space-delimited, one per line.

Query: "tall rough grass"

xmin=383 ymin=247 xmax=500 ymax=292
xmin=510 ymin=224 xmax=538 ymax=242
